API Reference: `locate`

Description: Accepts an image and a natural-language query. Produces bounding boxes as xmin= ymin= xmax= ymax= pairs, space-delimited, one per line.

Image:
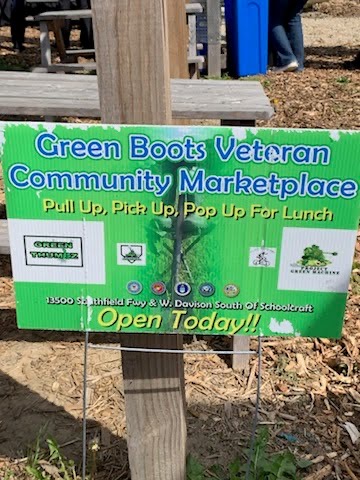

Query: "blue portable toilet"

xmin=225 ymin=0 xmax=269 ymax=77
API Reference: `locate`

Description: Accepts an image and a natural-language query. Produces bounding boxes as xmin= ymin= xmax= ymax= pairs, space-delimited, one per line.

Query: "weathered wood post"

xmin=207 ymin=0 xmax=221 ymax=77
xmin=92 ymin=1 xmax=187 ymax=478
xmin=168 ymin=0 xmax=189 ymax=81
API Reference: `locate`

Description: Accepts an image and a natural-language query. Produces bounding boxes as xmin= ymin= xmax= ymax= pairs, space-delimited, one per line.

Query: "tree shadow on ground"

xmin=0 ymin=370 xmax=129 ymax=478
xmin=305 ymin=45 xmax=359 ymax=70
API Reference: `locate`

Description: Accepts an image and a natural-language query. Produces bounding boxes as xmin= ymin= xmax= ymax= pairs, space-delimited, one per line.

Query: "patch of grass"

xmin=336 ymin=76 xmax=350 ymax=84
xmin=238 ymin=75 xmax=263 ymax=82
xmin=262 ymin=79 xmax=272 ymax=88
xmin=25 ymin=433 xmax=90 ymax=480
xmin=204 ymin=72 xmax=233 ymax=80
xmin=0 ymin=57 xmax=29 ymax=72
xmin=2 ymin=470 xmax=16 ymax=480
xmin=187 ymin=428 xmax=312 ymax=480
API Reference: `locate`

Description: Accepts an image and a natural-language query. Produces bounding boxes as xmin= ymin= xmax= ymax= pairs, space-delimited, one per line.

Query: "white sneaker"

xmin=272 ymin=60 xmax=299 ymax=73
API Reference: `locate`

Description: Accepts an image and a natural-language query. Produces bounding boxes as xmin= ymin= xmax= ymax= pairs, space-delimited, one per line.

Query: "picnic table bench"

xmin=0 ymin=71 xmax=273 ymax=123
xmin=34 ymin=4 xmax=205 ymax=75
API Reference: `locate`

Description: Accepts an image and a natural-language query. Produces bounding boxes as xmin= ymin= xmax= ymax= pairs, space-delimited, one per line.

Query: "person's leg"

xmin=77 ymin=0 xmax=93 ymax=49
xmin=269 ymin=0 xmax=297 ymax=68
xmin=59 ymin=0 xmax=71 ymax=49
xmin=10 ymin=0 xmax=25 ymax=51
xmin=286 ymin=0 xmax=307 ymax=70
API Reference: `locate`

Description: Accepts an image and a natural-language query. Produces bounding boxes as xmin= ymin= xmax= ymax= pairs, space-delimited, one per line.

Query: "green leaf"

xmin=296 ymin=459 xmax=313 ymax=469
xmin=229 ymin=458 xmax=241 ymax=479
xmin=208 ymin=464 xmax=224 ymax=479
xmin=25 ymin=465 xmax=47 ymax=480
xmin=266 ymin=452 xmax=297 ymax=479
xmin=187 ymin=455 xmax=205 ymax=480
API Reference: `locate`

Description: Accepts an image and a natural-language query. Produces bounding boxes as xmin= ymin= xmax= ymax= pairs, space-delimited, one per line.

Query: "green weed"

xmin=3 ymin=470 xmax=16 ymax=480
xmin=187 ymin=428 xmax=312 ymax=480
xmin=204 ymin=72 xmax=233 ymax=80
xmin=262 ymin=79 xmax=272 ymax=88
xmin=336 ymin=76 xmax=350 ymax=84
xmin=0 ymin=58 xmax=28 ymax=71
xmin=25 ymin=434 xmax=87 ymax=480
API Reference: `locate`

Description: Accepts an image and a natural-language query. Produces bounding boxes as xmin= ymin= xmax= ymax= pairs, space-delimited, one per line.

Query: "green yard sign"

xmin=1 ymin=123 xmax=359 ymax=337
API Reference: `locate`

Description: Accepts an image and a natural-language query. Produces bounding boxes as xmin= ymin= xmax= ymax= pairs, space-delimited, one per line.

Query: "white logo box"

xmin=8 ymin=219 xmax=105 ymax=284
xmin=278 ymin=227 xmax=357 ymax=293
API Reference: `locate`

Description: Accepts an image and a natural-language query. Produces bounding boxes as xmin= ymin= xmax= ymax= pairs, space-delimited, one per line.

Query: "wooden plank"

xmin=35 ymin=9 xmax=92 ymax=21
xmin=0 ymin=220 xmax=10 ymax=255
xmin=39 ymin=21 xmax=51 ymax=68
xmin=0 ymin=73 xmax=274 ymax=120
xmin=47 ymin=62 xmax=97 ymax=72
xmin=34 ymin=4 xmax=200 ymax=18
xmin=65 ymin=48 xmax=95 ymax=56
xmin=92 ymin=2 xmax=186 ymax=480
xmin=0 ymin=95 xmax=273 ymax=120
xmin=0 ymin=98 xmax=273 ymax=120
xmin=186 ymin=2 xmax=203 ymax=13
xmin=187 ymin=55 xmax=204 ymax=64
xmin=207 ymin=0 xmax=221 ymax=77
xmin=0 ymin=98 xmax=100 ymax=118
xmin=232 ymin=336 xmax=250 ymax=373
xmin=188 ymin=14 xmax=197 ymax=59
xmin=0 ymin=71 xmax=264 ymax=87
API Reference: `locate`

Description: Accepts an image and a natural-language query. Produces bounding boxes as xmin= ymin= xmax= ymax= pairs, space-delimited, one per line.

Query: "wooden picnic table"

xmin=34 ymin=5 xmax=205 ymax=74
xmin=0 ymin=71 xmax=274 ymax=122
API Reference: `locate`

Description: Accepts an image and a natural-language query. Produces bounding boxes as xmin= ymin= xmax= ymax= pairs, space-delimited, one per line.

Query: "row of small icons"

xmin=119 ymin=244 xmax=277 ymax=268
xmin=127 ymin=281 xmax=240 ymax=298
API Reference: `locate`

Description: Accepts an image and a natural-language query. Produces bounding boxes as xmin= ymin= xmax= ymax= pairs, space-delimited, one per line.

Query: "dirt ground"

xmin=0 ymin=2 xmax=360 ymax=479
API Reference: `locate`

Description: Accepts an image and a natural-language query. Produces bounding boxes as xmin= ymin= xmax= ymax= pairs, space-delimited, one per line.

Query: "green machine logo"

xmin=297 ymin=245 xmax=338 ymax=268
xmin=1 ymin=123 xmax=359 ymax=338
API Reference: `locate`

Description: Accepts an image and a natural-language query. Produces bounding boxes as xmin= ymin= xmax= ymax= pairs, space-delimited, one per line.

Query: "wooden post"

xmin=167 ymin=0 xmax=191 ymax=123
xmin=207 ymin=0 xmax=221 ymax=77
xmin=39 ymin=21 xmax=51 ymax=69
xmin=232 ymin=336 xmax=250 ymax=373
xmin=167 ymin=0 xmax=188 ymax=79
xmin=221 ymin=118 xmax=254 ymax=373
xmin=92 ymin=0 xmax=171 ymax=124
xmin=92 ymin=1 xmax=187 ymax=479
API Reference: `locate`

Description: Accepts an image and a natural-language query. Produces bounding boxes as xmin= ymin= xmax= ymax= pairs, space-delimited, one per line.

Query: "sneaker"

xmin=272 ymin=60 xmax=299 ymax=73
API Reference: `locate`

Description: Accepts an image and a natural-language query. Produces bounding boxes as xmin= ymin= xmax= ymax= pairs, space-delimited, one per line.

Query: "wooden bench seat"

xmin=0 ymin=72 xmax=274 ymax=121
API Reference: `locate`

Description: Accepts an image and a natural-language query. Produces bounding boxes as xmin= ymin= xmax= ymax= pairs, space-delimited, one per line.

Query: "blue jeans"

xmin=269 ymin=0 xmax=307 ymax=70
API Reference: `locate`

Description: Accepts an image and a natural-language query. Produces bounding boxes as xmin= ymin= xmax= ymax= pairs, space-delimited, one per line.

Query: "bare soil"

xmin=0 ymin=7 xmax=360 ymax=479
